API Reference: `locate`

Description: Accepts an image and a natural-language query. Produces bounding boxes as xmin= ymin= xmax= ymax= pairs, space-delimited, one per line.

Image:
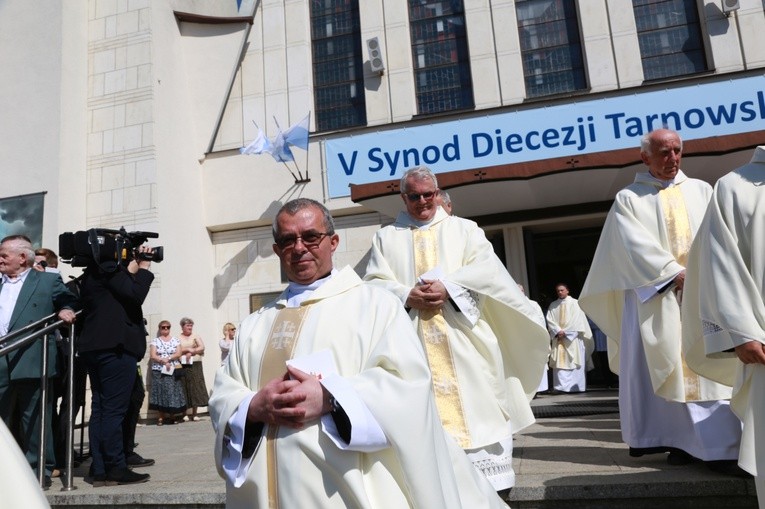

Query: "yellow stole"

xmin=554 ymin=301 xmax=571 ymax=369
xmin=658 ymin=184 xmax=700 ymax=400
xmin=257 ymin=306 xmax=309 ymax=509
xmin=412 ymin=227 xmax=470 ymax=448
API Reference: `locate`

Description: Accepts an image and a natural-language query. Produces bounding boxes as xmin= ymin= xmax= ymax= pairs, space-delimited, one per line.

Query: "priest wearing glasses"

xmin=364 ymin=166 xmax=549 ymax=493
xmin=209 ymin=198 xmax=505 ymax=509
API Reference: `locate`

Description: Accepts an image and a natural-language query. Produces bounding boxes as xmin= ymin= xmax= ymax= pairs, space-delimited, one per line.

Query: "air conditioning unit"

xmin=722 ymin=0 xmax=740 ymax=14
xmin=366 ymin=37 xmax=385 ymax=75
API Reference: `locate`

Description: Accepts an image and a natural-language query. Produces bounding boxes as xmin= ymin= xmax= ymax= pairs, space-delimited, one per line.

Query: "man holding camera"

xmin=77 ymin=243 xmax=155 ymax=486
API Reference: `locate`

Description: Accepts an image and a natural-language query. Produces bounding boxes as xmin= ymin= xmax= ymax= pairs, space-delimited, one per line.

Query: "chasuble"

xmin=364 ymin=208 xmax=549 ymax=459
xmin=209 ymin=267 xmax=505 ymax=509
xmin=683 ymin=147 xmax=765 ymax=479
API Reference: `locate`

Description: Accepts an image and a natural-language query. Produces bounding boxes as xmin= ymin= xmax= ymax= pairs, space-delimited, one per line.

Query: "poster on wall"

xmin=0 ymin=192 xmax=45 ymax=246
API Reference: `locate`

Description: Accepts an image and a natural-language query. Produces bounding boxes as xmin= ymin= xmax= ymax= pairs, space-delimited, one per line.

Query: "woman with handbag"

xmin=148 ymin=321 xmax=186 ymax=425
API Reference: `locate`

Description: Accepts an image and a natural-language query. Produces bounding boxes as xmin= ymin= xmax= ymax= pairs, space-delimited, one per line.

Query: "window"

xmin=310 ymin=0 xmax=366 ymax=131
xmin=632 ymin=0 xmax=707 ymax=81
xmin=516 ymin=0 xmax=586 ymax=98
xmin=408 ymin=0 xmax=474 ymax=114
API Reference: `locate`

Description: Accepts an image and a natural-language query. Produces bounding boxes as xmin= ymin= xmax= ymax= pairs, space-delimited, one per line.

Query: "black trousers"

xmin=123 ymin=366 xmax=145 ymax=456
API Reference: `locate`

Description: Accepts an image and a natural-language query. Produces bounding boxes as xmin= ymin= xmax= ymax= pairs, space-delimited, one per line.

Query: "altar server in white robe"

xmin=364 ymin=166 xmax=550 ymax=491
xmin=683 ymin=146 xmax=765 ymax=504
xmin=209 ymin=198 xmax=505 ymax=509
xmin=546 ymin=284 xmax=593 ymax=393
xmin=579 ymin=129 xmax=742 ymax=468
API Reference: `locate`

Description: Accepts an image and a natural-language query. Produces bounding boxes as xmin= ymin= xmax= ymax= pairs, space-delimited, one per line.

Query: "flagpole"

xmin=304 ymin=111 xmax=311 ymax=181
xmin=280 ymin=161 xmax=301 ymax=181
xmin=273 ymin=116 xmax=305 ymax=181
xmin=251 ymin=121 xmax=299 ymax=181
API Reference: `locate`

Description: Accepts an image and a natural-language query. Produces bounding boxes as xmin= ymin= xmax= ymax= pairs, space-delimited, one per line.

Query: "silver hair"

xmin=272 ymin=198 xmax=335 ymax=240
xmin=400 ymin=166 xmax=438 ymax=193
xmin=438 ymin=189 xmax=451 ymax=205
xmin=1 ymin=235 xmax=35 ymax=267
xmin=180 ymin=317 xmax=194 ymax=326
xmin=640 ymin=129 xmax=683 ymax=156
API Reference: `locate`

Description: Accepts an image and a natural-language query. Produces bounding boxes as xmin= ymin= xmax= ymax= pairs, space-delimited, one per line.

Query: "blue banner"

xmin=325 ymin=75 xmax=765 ymax=198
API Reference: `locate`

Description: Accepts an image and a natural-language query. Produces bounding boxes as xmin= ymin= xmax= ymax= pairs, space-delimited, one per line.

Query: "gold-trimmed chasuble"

xmin=257 ymin=306 xmax=309 ymax=509
xmin=412 ymin=227 xmax=470 ymax=448
xmin=658 ymin=185 xmax=700 ymax=400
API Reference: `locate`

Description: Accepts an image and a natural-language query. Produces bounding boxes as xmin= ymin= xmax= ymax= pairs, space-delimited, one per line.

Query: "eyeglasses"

xmin=275 ymin=232 xmax=330 ymax=250
xmin=404 ymin=191 xmax=436 ymax=202
xmin=160 ymin=326 xmax=170 ymax=329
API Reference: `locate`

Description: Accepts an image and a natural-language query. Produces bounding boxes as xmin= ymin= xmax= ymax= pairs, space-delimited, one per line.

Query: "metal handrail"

xmin=0 ymin=310 xmax=82 ymax=491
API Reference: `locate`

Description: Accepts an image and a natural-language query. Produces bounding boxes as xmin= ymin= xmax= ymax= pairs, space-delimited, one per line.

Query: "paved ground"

xmin=45 ymin=388 xmax=758 ymax=508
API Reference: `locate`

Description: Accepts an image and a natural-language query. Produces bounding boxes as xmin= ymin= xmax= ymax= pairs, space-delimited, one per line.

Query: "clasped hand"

xmin=248 ymin=366 xmax=329 ymax=429
xmin=406 ymin=279 xmax=448 ymax=310
xmin=734 ymin=341 xmax=765 ymax=365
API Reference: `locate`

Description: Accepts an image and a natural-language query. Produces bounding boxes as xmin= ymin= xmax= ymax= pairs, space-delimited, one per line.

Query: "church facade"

xmin=3 ymin=0 xmax=765 ymax=387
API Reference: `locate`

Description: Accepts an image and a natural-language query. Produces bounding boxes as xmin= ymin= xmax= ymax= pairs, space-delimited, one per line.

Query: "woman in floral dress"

xmin=148 ymin=320 xmax=186 ymax=425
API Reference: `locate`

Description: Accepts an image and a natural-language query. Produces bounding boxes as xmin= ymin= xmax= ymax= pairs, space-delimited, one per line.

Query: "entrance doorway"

xmin=524 ymin=226 xmax=602 ymax=310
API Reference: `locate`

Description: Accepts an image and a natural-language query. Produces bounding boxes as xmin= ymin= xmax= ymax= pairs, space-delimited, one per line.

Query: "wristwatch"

xmin=328 ymin=396 xmax=341 ymax=413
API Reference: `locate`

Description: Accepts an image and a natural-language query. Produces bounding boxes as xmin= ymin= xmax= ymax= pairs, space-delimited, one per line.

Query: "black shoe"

xmin=126 ymin=453 xmax=155 ymax=468
xmin=706 ymin=460 xmax=753 ymax=478
xmin=667 ymin=448 xmax=698 ymax=465
xmin=87 ymin=474 xmax=108 ymax=487
xmin=106 ymin=468 xmax=150 ymax=485
xmin=43 ymin=476 xmax=52 ymax=491
xmin=629 ymin=446 xmax=670 ymax=457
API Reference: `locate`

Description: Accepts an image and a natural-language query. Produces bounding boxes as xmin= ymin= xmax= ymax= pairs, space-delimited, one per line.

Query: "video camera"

xmin=59 ymin=227 xmax=163 ymax=269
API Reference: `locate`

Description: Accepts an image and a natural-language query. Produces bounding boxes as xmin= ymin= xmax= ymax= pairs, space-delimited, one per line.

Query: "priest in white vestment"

xmin=546 ymin=284 xmax=593 ymax=393
xmin=579 ymin=129 xmax=742 ymax=467
xmin=518 ymin=285 xmax=550 ymax=394
xmin=0 ymin=419 xmax=50 ymax=508
xmin=208 ymin=199 xmax=505 ymax=509
xmin=683 ymin=146 xmax=765 ymax=504
xmin=364 ymin=167 xmax=550 ymax=491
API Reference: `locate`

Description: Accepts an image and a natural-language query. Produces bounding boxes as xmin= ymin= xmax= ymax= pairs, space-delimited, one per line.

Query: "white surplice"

xmin=209 ymin=267 xmax=505 ymax=509
xmin=546 ymin=296 xmax=593 ymax=393
xmin=683 ymin=147 xmax=765 ymax=504
xmin=364 ymin=207 xmax=550 ymax=489
xmin=580 ymin=170 xmax=741 ymax=460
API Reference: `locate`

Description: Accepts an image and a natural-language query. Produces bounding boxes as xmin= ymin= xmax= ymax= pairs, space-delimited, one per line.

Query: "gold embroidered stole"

xmin=258 ymin=306 xmax=309 ymax=509
xmin=555 ymin=301 xmax=571 ymax=369
xmin=658 ymin=185 xmax=700 ymax=400
xmin=412 ymin=227 xmax=470 ymax=448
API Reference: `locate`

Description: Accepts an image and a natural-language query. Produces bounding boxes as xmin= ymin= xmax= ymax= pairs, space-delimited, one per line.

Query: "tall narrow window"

xmin=408 ymin=0 xmax=474 ymax=114
xmin=632 ymin=0 xmax=707 ymax=81
xmin=516 ymin=0 xmax=586 ymax=98
xmin=310 ymin=0 xmax=366 ymax=132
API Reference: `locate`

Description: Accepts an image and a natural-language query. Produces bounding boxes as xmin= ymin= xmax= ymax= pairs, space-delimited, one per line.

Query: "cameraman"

xmin=77 ymin=244 xmax=154 ymax=486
